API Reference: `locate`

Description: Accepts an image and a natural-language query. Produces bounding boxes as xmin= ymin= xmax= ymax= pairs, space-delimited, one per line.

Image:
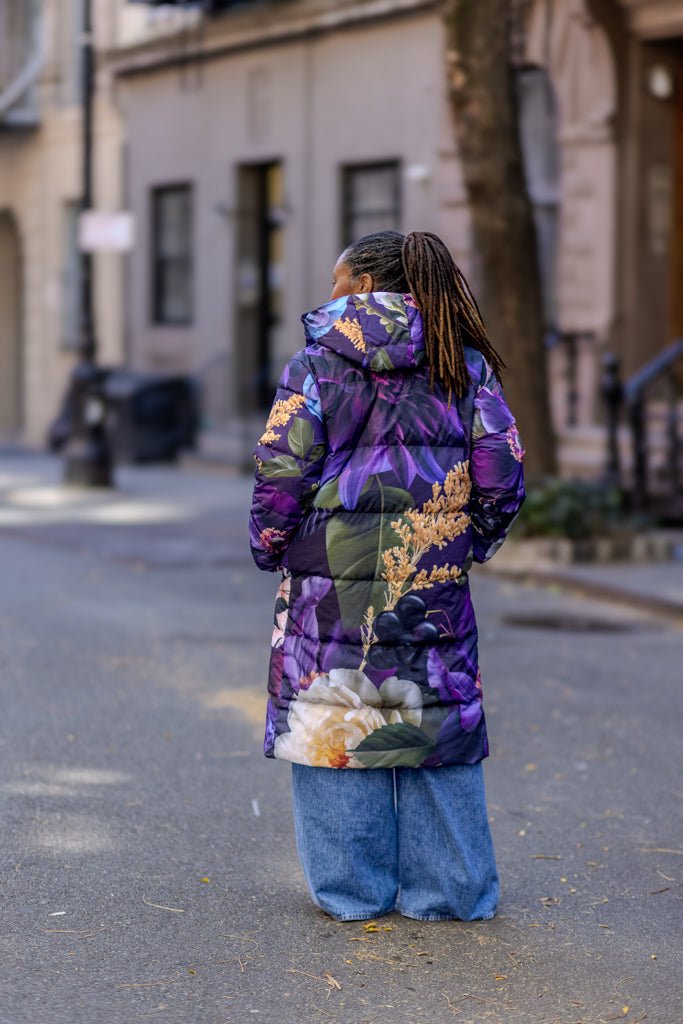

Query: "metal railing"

xmin=602 ymin=339 xmax=683 ymax=516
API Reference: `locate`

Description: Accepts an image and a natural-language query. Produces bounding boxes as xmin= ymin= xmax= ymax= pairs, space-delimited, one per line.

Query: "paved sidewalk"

xmin=2 ymin=448 xmax=681 ymax=618
xmin=0 ymin=449 xmax=252 ymax=568
xmin=1 ymin=448 xmax=682 ymax=1024
xmin=480 ymin=558 xmax=683 ymax=624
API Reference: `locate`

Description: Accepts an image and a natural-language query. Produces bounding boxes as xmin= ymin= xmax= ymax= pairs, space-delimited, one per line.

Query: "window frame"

xmin=150 ymin=182 xmax=194 ymax=327
xmin=340 ymin=160 xmax=402 ymax=249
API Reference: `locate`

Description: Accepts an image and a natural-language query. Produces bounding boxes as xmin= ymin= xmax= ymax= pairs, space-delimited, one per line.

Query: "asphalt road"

xmin=0 ymin=458 xmax=681 ymax=1024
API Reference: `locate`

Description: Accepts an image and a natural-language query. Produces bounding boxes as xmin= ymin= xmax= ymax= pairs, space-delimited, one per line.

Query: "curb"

xmin=483 ymin=564 xmax=683 ymax=625
xmin=491 ymin=530 xmax=681 ymax=566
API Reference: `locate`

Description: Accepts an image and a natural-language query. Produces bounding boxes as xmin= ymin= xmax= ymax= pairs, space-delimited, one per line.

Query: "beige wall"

xmin=0 ymin=211 xmax=22 ymax=434
xmin=6 ymin=0 xmax=674 ymax=448
xmin=0 ymin=0 xmax=126 ymax=446
xmin=0 ymin=104 xmax=125 ymax=445
xmin=115 ymin=5 xmax=466 ymax=424
xmin=619 ymin=0 xmax=683 ymax=37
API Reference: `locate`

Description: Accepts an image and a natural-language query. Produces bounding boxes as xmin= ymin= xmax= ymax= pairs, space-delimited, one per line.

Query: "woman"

xmin=249 ymin=230 xmax=525 ymax=922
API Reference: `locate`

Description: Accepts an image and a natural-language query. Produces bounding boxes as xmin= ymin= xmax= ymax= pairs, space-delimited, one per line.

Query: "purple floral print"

xmin=250 ymin=291 xmax=525 ymax=768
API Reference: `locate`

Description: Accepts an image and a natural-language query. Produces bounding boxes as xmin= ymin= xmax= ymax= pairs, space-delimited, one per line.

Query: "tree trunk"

xmin=445 ymin=0 xmax=557 ymax=479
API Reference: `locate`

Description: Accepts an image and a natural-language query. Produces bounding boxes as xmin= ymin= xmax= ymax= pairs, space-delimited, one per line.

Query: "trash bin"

xmin=103 ymin=370 xmax=199 ymax=464
xmin=47 ymin=366 xmax=111 ymax=454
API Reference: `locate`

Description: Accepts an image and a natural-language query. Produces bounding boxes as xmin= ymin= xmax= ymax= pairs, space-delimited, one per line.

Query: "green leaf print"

xmin=326 ymin=514 xmax=401 ymax=628
xmin=308 ymin=443 xmax=326 ymax=463
xmin=259 ymin=455 xmax=302 ymax=478
xmin=288 ymin=418 xmax=314 ymax=459
xmin=349 ymin=723 xmax=437 ymax=769
xmin=313 ymin=477 xmax=344 ymax=509
xmin=369 ymin=348 xmax=395 ymax=372
xmin=325 ymin=482 xmax=414 ymax=627
xmin=314 ymin=475 xmax=370 ymax=510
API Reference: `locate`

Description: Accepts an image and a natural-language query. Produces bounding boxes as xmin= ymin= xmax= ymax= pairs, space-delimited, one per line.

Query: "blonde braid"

xmin=401 ymin=231 xmax=505 ymax=399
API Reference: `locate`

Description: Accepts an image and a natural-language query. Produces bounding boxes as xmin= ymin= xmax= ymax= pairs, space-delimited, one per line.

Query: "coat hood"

xmin=301 ymin=292 xmax=426 ymax=371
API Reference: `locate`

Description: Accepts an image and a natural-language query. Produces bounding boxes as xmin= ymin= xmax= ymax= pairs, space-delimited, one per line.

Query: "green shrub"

xmin=513 ymin=478 xmax=626 ymax=540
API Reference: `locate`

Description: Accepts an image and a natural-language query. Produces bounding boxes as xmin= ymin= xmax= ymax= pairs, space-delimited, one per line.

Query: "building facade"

xmin=0 ymin=0 xmax=128 ymax=446
xmin=111 ymin=0 xmax=464 ymax=446
xmin=1 ymin=0 xmax=682 ymax=470
xmin=110 ymin=0 xmax=683 ymax=470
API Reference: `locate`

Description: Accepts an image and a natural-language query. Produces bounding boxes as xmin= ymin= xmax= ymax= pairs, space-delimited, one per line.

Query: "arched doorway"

xmin=525 ymin=0 xmax=618 ymax=428
xmin=0 ymin=211 xmax=23 ymax=437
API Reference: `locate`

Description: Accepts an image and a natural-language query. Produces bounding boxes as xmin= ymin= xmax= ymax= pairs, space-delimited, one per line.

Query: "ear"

xmin=357 ymin=272 xmax=374 ymax=293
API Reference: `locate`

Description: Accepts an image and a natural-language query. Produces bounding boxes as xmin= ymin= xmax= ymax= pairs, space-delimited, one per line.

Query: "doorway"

xmin=0 ymin=211 xmax=23 ymax=436
xmin=234 ymin=161 xmax=284 ymax=415
xmin=631 ymin=40 xmax=683 ymax=370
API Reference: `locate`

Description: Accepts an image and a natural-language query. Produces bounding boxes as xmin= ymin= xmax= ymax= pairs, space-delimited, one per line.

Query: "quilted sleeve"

xmin=249 ymin=353 xmax=327 ymax=571
xmin=469 ymin=361 xmax=526 ymax=563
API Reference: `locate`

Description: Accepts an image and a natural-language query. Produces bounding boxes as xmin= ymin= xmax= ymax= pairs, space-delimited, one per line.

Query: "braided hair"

xmin=340 ymin=230 xmax=505 ymax=399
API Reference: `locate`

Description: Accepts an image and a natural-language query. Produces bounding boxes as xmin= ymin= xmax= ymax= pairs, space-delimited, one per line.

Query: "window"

xmin=341 ymin=162 xmax=401 ymax=248
xmin=57 ymin=0 xmax=83 ymax=107
xmin=235 ymin=161 xmax=284 ymax=413
xmin=516 ymin=66 xmax=560 ymax=335
xmin=0 ymin=0 xmax=42 ymax=126
xmin=151 ymin=184 xmax=194 ymax=325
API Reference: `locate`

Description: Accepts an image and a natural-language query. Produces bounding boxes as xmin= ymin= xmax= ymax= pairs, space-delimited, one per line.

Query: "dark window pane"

xmin=342 ymin=162 xmax=400 ymax=248
xmin=151 ymin=184 xmax=193 ymax=325
xmin=235 ymin=161 xmax=284 ymax=413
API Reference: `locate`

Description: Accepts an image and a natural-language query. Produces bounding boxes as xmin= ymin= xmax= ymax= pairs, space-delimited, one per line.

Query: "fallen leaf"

xmin=201 ymin=878 xmax=210 ymax=884
xmin=324 ymin=972 xmax=341 ymax=991
xmin=219 ymin=934 xmax=259 ymax=947
xmin=142 ymin=896 xmax=184 ymax=913
xmin=188 ymin=969 xmax=196 ymax=975
xmin=41 ymin=930 xmax=100 ymax=935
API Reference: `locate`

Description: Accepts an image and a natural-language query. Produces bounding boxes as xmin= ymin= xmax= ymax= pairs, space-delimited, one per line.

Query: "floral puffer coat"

xmin=249 ymin=291 xmax=525 ymax=769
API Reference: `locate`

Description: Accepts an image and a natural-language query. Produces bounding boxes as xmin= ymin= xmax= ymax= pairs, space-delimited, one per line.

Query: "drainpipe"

xmin=62 ymin=0 xmax=113 ymax=487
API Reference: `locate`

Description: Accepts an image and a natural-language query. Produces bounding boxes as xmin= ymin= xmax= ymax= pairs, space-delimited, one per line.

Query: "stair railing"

xmin=603 ymin=339 xmax=683 ymax=511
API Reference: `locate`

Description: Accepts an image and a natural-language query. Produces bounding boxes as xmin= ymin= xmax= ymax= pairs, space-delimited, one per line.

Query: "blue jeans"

xmin=291 ymin=763 xmax=499 ymax=922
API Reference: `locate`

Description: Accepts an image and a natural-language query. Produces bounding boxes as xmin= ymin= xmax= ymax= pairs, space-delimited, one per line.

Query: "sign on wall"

xmin=79 ymin=211 xmax=135 ymax=252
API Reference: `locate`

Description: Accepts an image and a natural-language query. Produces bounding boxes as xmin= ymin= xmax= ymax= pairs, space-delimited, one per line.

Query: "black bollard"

xmin=600 ymin=352 xmax=623 ymax=490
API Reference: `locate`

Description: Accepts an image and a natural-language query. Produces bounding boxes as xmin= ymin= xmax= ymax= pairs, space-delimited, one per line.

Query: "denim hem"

xmin=323 ymin=907 xmax=396 ymax=923
xmin=399 ymin=909 xmax=496 ymax=922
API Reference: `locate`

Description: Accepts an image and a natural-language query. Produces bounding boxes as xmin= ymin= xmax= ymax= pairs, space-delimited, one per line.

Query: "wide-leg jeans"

xmin=291 ymin=762 xmax=499 ymax=922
